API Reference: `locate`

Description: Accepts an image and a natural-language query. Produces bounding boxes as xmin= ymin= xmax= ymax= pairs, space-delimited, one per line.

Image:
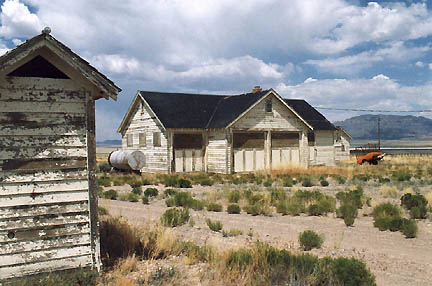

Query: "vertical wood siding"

xmin=121 ymin=102 xmax=168 ymax=173
xmin=335 ymin=135 xmax=350 ymax=161
xmin=207 ymin=130 xmax=228 ymax=173
xmin=314 ymin=130 xmax=336 ymax=166
xmin=0 ymin=78 xmax=94 ymax=280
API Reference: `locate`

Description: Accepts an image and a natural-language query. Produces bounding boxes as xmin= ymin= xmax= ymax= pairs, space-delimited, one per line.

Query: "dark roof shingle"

xmin=137 ymin=90 xmax=335 ymax=131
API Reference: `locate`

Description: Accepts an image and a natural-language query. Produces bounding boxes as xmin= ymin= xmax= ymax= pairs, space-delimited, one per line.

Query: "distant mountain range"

xmin=334 ymin=114 xmax=432 ymax=140
xmin=97 ymin=139 xmax=122 ymax=146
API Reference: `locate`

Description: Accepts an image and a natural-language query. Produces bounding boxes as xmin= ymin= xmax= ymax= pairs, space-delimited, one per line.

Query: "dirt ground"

xmin=100 ymin=183 xmax=432 ymax=286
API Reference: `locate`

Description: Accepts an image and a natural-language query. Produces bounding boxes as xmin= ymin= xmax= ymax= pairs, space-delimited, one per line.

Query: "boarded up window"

xmin=173 ymin=134 xmax=203 ymax=149
xmin=153 ymin=132 xmax=161 ymax=147
xmin=265 ymin=99 xmax=272 ymax=112
xmin=233 ymin=133 xmax=264 ymax=149
xmin=139 ymin=133 xmax=146 ymax=147
xmin=308 ymin=132 xmax=315 ymax=146
xmin=127 ymin=134 xmax=133 ymax=147
xmin=8 ymin=55 xmax=69 ymax=79
xmin=271 ymin=132 xmax=299 ymax=148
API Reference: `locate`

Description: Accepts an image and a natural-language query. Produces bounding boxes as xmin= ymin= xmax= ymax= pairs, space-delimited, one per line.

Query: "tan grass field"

xmin=95 ymin=154 xmax=432 ymax=286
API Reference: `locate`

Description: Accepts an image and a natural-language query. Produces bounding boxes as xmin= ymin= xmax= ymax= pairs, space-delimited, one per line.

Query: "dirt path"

xmin=100 ymin=193 xmax=432 ymax=286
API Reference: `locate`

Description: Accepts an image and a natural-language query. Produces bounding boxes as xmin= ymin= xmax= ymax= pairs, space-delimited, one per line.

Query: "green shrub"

xmin=270 ymin=188 xmax=287 ymax=205
xmin=378 ymin=176 xmax=391 ymax=183
xmin=317 ymin=196 xmax=336 ymax=214
xmin=226 ymin=248 xmax=253 ymax=271
xmin=127 ymin=192 xmax=138 ymax=202
xmin=336 ymin=175 xmax=346 ymax=185
xmin=141 ymin=196 xmax=149 ymax=204
xmin=277 ymin=200 xmax=302 ymax=216
xmin=283 ymin=177 xmax=293 ymax=187
xmin=98 ymin=162 xmax=111 ymax=173
xmin=227 ymin=204 xmax=241 ymax=214
xmin=199 ymin=178 xmax=214 ymax=186
xmin=97 ymin=175 xmax=111 ymax=187
xmin=178 ymin=178 xmax=192 ymax=188
xmin=98 ymin=206 xmax=109 ymax=216
xmin=144 ymin=187 xmax=159 ymax=197
xmin=410 ymin=205 xmax=427 ymax=219
xmin=353 ymin=174 xmax=370 ymax=182
xmin=128 ymin=180 xmax=143 ymax=188
xmin=302 ymin=177 xmax=314 ymax=187
xmin=103 ymin=189 xmax=118 ymax=200
xmin=160 ymin=208 xmax=190 ymax=227
xmin=320 ymin=180 xmax=329 ymax=187
xmin=392 ymin=169 xmax=412 ymax=181
xmin=373 ymin=216 xmax=393 ymax=231
xmin=162 ymin=175 xmax=179 ymax=187
xmin=207 ymin=202 xmax=223 ymax=212
xmin=247 ymin=193 xmax=264 ymax=205
xmin=243 ymin=204 xmax=262 ymax=216
xmin=228 ymin=190 xmax=241 ymax=203
xmin=190 ymin=199 xmax=205 ymax=211
xmin=336 ymin=188 xmax=364 ymax=209
xmin=164 ymin=188 xmax=177 ymax=197
xmin=166 ymin=191 xmax=193 ymax=207
xmin=331 ymin=257 xmax=376 ymax=286
xmin=388 ymin=217 xmax=403 ymax=232
xmin=344 ymin=216 xmax=355 ymax=227
xmin=401 ymin=219 xmax=418 ymax=238
xmin=400 ymin=193 xmax=427 ymax=210
xmin=299 ymin=230 xmax=323 ymax=251
xmin=337 ymin=204 xmax=358 ymax=219
xmin=97 ymin=186 xmax=103 ymax=198
xmin=372 ymin=202 xmax=401 ymax=220
xmin=307 ymin=204 xmax=321 ymax=216
xmin=131 ymin=186 xmax=142 ymax=195
xmin=263 ymin=180 xmax=273 ymax=187
xmin=206 ymin=218 xmax=223 ymax=232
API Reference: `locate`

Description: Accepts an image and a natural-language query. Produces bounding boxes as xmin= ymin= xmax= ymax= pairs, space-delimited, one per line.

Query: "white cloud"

xmin=416 ymin=61 xmax=425 ymax=67
xmin=276 ymin=75 xmax=432 ymax=121
xmin=0 ymin=39 xmax=9 ymax=55
xmin=305 ymin=42 xmax=432 ymax=74
xmin=0 ymin=0 xmax=42 ymax=38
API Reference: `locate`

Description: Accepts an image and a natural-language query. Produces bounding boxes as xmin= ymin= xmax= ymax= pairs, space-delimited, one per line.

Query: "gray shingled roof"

xmin=138 ymin=90 xmax=336 ymax=130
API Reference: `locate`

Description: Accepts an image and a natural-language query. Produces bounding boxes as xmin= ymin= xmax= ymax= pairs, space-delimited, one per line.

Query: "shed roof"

xmin=0 ymin=31 xmax=121 ymax=100
xmin=119 ymin=89 xmax=336 ymax=133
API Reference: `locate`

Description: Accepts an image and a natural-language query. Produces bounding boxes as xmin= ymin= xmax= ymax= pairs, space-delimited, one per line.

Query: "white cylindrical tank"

xmin=108 ymin=150 xmax=146 ymax=171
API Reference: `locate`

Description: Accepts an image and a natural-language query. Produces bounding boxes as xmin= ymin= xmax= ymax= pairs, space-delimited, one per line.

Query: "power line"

xmin=313 ymin=106 xmax=432 ymax=113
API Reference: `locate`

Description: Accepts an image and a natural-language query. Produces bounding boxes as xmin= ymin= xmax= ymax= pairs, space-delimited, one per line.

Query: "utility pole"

xmin=377 ymin=116 xmax=381 ymax=150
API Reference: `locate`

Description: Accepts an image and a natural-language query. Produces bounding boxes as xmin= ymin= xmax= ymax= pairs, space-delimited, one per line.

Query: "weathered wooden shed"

xmin=0 ymin=29 xmax=121 ymax=280
xmin=118 ymin=87 xmax=345 ymax=174
xmin=335 ymin=126 xmax=352 ymax=161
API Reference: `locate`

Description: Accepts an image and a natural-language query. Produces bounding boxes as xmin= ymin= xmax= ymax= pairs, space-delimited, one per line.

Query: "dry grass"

xmin=379 ymin=185 xmax=399 ymax=198
xmin=425 ymin=192 xmax=432 ymax=207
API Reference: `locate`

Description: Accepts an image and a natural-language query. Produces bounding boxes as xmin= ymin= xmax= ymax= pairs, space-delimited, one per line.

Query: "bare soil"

xmin=100 ymin=183 xmax=432 ymax=286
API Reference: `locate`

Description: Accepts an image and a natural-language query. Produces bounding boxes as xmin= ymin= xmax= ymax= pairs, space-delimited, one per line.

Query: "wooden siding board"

xmin=0 ymin=169 xmax=88 ymax=184
xmin=1 ymin=77 xmax=83 ymax=91
xmin=0 ymin=190 xmax=89 ymax=207
xmin=0 ymin=201 xmax=88 ymax=220
xmin=0 ymin=255 xmax=92 ymax=280
xmin=0 ymin=158 xmax=87 ymax=172
xmin=0 ymin=135 xmax=86 ymax=148
xmin=0 ymin=245 xmax=91 ymax=267
xmin=0 ymin=89 xmax=86 ymax=102
xmin=0 ymin=223 xmax=90 ymax=244
xmin=0 ymin=212 xmax=89 ymax=230
xmin=0 ymin=101 xmax=86 ymax=114
xmin=0 ymin=147 xmax=87 ymax=160
xmin=0 ymin=180 xmax=88 ymax=196
xmin=0 ymin=234 xmax=91 ymax=256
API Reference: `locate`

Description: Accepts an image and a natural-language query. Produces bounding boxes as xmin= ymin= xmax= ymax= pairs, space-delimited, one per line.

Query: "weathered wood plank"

xmin=0 ymin=123 xmax=86 ymax=136
xmin=0 ymin=245 xmax=91 ymax=267
xmin=0 ymin=223 xmax=90 ymax=243
xmin=0 ymin=112 xmax=85 ymax=127
xmin=0 ymin=101 xmax=85 ymax=114
xmin=0 ymin=180 xmax=88 ymax=196
xmin=0 ymin=147 xmax=87 ymax=160
xmin=0 ymin=212 xmax=89 ymax=230
xmin=0 ymin=201 xmax=88 ymax=220
xmin=0 ymin=135 xmax=86 ymax=148
xmin=0 ymin=234 xmax=91 ymax=255
xmin=1 ymin=77 xmax=82 ymax=91
xmin=0 ymin=89 xmax=85 ymax=102
xmin=0 ymin=169 xmax=87 ymax=184
xmin=0 ymin=255 xmax=92 ymax=280
xmin=0 ymin=158 xmax=87 ymax=172
xmin=0 ymin=190 xmax=90 ymax=207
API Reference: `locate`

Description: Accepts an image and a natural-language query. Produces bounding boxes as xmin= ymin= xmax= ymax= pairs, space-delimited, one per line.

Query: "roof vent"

xmin=252 ymin=86 xmax=262 ymax=93
xmin=42 ymin=27 xmax=51 ymax=35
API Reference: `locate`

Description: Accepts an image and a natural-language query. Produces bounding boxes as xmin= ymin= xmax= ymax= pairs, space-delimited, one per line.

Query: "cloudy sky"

xmin=1 ymin=0 xmax=432 ymax=140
